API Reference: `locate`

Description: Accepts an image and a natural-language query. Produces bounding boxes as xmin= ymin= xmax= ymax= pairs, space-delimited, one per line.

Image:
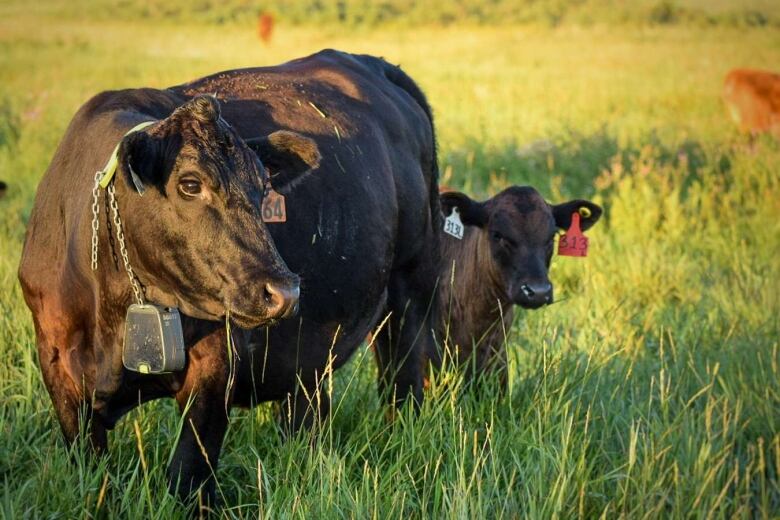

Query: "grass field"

xmin=1 ymin=3 xmax=779 ymax=518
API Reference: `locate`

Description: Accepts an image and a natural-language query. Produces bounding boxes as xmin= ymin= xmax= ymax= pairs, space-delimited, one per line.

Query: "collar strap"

xmin=97 ymin=121 xmax=155 ymax=189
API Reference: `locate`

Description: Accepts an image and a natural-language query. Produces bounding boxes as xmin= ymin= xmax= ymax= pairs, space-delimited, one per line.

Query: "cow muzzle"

xmin=514 ymin=281 xmax=553 ymax=309
xmin=227 ymin=278 xmax=300 ymax=328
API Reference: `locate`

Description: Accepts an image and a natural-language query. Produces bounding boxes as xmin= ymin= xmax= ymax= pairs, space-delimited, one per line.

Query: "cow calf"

xmin=433 ymin=186 xmax=602 ymax=387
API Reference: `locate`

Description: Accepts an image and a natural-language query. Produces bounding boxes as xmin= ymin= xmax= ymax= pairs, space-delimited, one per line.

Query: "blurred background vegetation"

xmin=5 ymin=0 xmax=780 ymax=28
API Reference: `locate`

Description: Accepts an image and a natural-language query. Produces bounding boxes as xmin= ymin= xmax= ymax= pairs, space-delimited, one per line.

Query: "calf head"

xmin=440 ymin=186 xmax=602 ymax=309
xmin=114 ymin=95 xmax=319 ymax=327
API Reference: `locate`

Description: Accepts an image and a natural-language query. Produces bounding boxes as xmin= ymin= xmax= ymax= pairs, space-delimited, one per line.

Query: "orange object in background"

xmin=257 ymin=12 xmax=274 ymax=44
xmin=723 ymin=69 xmax=780 ymax=139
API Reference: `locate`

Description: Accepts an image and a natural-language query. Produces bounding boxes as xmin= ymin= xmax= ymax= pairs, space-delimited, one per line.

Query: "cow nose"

xmin=263 ymin=282 xmax=300 ymax=319
xmin=519 ymin=282 xmax=553 ymax=307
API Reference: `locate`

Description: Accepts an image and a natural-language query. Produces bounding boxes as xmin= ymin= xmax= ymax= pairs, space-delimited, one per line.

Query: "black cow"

xmin=171 ymin=49 xmax=440 ymax=431
xmin=20 ymin=49 xmax=440 ymax=505
xmin=18 ymin=94 xmax=312 ymax=503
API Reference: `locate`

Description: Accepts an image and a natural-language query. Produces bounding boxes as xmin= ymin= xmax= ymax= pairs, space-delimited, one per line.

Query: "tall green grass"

xmin=0 ymin=8 xmax=778 ymax=519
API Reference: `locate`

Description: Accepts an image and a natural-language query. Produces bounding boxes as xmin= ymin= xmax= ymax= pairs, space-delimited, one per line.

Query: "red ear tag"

xmin=558 ymin=212 xmax=588 ymax=257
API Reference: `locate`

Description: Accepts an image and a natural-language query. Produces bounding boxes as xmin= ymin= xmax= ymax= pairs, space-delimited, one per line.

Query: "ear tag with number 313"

xmin=558 ymin=211 xmax=589 ymax=257
xmin=443 ymin=207 xmax=464 ymax=239
xmin=262 ymin=188 xmax=287 ymax=223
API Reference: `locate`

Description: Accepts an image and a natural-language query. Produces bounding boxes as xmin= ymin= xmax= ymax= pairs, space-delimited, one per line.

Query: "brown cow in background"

xmin=257 ymin=12 xmax=274 ymax=44
xmin=723 ymin=69 xmax=780 ymax=139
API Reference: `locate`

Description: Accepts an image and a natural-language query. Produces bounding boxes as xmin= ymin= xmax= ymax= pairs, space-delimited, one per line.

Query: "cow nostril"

xmin=263 ymin=282 xmax=300 ymax=318
xmin=521 ymin=284 xmax=535 ymax=298
xmin=264 ymin=283 xmax=284 ymax=312
xmin=263 ymin=284 xmax=276 ymax=305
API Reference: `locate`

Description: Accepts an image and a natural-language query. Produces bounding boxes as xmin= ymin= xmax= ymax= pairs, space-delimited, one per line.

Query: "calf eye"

xmin=178 ymin=178 xmax=202 ymax=198
xmin=491 ymin=231 xmax=516 ymax=249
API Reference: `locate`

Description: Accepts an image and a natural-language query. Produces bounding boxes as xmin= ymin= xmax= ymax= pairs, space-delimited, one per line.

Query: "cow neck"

xmin=90 ymin=120 xmax=157 ymax=308
xmin=437 ymin=225 xmax=512 ymax=351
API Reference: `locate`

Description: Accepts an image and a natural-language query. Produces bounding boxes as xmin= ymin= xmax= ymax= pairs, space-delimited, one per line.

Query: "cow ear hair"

xmin=245 ymin=130 xmax=320 ymax=193
xmin=440 ymin=191 xmax=488 ymax=227
xmin=119 ymin=131 xmax=160 ymax=195
xmin=551 ymin=199 xmax=602 ymax=231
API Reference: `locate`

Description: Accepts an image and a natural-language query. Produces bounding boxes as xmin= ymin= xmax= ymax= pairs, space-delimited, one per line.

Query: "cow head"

xmin=114 ymin=95 xmax=318 ymax=328
xmin=440 ymin=186 xmax=601 ymax=309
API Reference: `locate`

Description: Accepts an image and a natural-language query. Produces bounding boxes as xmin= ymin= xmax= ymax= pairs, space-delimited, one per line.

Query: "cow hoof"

xmin=167 ymin=469 xmax=216 ymax=512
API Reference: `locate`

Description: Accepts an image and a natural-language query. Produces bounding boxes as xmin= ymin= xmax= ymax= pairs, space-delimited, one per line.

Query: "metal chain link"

xmin=90 ymin=172 xmax=102 ymax=271
xmin=107 ymin=182 xmax=145 ymax=306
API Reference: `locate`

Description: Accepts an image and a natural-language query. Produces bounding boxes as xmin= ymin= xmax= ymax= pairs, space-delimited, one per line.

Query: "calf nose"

xmin=519 ymin=282 xmax=553 ymax=307
xmin=263 ymin=282 xmax=300 ymax=319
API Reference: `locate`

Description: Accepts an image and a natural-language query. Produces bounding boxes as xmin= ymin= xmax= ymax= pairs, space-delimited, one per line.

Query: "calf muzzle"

xmin=516 ymin=281 xmax=553 ymax=309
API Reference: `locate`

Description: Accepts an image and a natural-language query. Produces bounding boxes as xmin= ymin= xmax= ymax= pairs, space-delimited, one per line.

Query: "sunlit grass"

xmin=0 ymin=8 xmax=778 ymax=519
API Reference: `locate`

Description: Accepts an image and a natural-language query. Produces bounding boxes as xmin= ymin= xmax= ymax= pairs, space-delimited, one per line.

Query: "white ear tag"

xmin=128 ymin=162 xmax=146 ymax=196
xmin=443 ymin=207 xmax=464 ymax=240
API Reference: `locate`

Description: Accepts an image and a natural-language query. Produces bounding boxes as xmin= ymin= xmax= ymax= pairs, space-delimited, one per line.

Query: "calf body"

xmin=171 ymin=50 xmax=440 ymax=427
xmin=435 ymin=187 xmax=602 ymax=385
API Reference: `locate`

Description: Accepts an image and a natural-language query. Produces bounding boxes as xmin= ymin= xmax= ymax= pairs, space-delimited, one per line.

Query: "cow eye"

xmin=178 ymin=178 xmax=202 ymax=198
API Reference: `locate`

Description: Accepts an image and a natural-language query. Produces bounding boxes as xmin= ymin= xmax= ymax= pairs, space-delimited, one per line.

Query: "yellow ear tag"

xmin=578 ymin=206 xmax=592 ymax=218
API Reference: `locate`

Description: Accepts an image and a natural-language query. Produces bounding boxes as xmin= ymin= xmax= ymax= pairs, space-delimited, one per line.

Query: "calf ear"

xmin=440 ymin=191 xmax=488 ymax=227
xmin=245 ymin=131 xmax=321 ymax=192
xmin=551 ymin=199 xmax=602 ymax=231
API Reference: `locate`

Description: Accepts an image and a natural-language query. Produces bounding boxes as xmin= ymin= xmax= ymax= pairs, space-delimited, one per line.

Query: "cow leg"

xmin=487 ymin=344 xmax=509 ymax=394
xmin=35 ymin=323 xmax=108 ymax=454
xmin=168 ymin=329 xmax=231 ymax=507
xmin=466 ymin=342 xmax=509 ymax=396
xmin=279 ymin=382 xmax=330 ymax=436
xmin=374 ymin=264 xmax=436 ymax=411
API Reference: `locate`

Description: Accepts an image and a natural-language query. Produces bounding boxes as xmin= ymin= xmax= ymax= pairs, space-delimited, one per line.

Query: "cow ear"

xmin=440 ymin=191 xmax=488 ymax=227
xmin=118 ymin=130 xmax=178 ymax=195
xmin=245 ymin=130 xmax=321 ymax=192
xmin=551 ymin=199 xmax=602 ymax=231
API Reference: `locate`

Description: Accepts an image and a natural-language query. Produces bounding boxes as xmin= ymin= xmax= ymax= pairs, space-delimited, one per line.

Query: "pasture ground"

xmin=0 ymin=5 xmax=778 ymax=518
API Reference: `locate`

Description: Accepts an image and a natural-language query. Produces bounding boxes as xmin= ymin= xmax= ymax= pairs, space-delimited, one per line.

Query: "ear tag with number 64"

xmin=558 ymin=211 xmax=589 ymax=257
xmin=262 ymin=188 xmax=287 ymax=223
xmin=443 ymin=207 xmax=464 ymax=239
